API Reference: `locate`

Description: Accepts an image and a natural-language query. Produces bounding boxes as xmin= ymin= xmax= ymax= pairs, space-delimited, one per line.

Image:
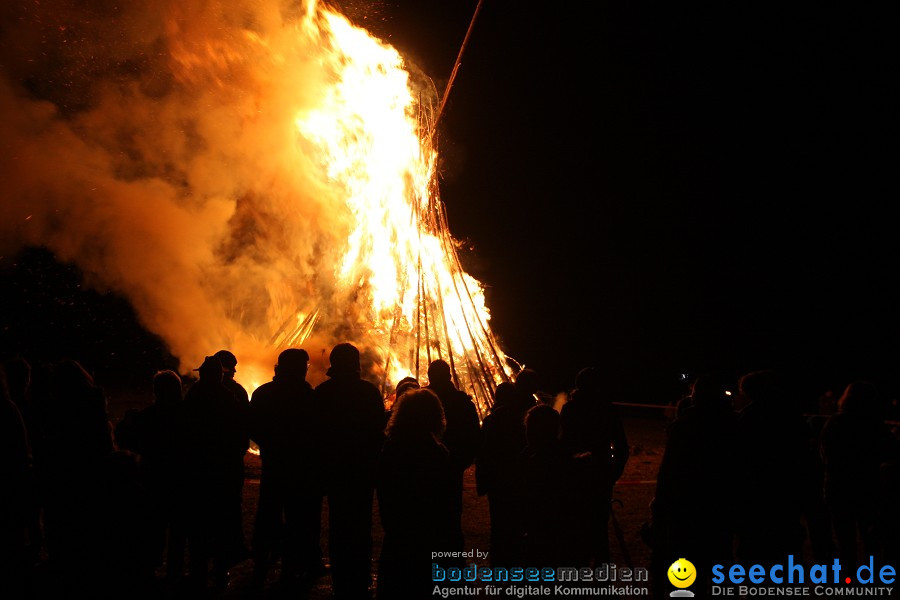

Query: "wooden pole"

xmin=431 ymin=0 xmax=485 ymax=136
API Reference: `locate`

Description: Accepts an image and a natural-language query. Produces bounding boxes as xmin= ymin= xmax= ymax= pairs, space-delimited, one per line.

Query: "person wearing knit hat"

xmin=211 ymin=349 xmax=250 ymax=569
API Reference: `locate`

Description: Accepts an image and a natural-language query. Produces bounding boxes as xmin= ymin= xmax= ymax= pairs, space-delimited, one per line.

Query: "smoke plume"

xmin=0 ymin=0 xmax=436 ymax=385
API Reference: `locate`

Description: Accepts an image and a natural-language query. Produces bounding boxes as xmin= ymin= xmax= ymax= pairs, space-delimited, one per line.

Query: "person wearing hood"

xmin=248 ymin=348 xmax=325 ymax=589
xmin=314 ymin=343 xmax=385 ymax=600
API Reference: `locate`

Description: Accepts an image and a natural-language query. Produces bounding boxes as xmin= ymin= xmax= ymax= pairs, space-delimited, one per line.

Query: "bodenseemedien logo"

xmin=668 ymin=558 xmax=696 ymax=597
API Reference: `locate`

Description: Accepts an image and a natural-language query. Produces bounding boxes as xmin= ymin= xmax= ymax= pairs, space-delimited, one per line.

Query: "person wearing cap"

xmin=178 ymin=355 xmax=250 ymax=592
xmin=214 ymin=349 xmax=250 ymax=405
xmin=213 ymin=349 xmax=251 ymax=575
xmin=314 ymin=343 xmax=386 ymax=600
xmin=247 ymin=348 xmax=325 ymax=589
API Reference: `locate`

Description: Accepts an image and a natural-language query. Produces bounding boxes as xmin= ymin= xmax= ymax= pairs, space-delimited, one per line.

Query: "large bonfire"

xmin=0 ymin=0 xmax=514 ymax=414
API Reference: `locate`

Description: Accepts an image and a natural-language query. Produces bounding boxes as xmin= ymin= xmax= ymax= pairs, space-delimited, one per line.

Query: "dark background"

xmin=371 ymin=2 xmax=900 ymax=402
xmin=2 ymin=2 xmax=898 ymax=405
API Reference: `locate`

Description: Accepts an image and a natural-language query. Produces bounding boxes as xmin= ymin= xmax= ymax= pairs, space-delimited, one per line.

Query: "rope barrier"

xmin=610 ymin=402 xmax=900 ymax=427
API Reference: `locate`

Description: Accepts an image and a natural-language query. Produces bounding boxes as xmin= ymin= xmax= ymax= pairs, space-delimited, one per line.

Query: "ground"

xmin=101 ymin=393 xmax=676 ymax=598
xmin=224 ymin=412 xmax=667 ymax=599
xmin=28 ymin=380 xmax=895 ymax=599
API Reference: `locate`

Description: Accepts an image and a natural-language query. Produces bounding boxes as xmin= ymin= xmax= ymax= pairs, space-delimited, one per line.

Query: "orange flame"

xmin=0 ymin=0 xmax=515 ymax=415
xmin=266 ymin=6 xmax=514 ymax=414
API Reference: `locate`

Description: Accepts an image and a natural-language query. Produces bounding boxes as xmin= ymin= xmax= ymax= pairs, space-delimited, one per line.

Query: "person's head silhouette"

xmin=491 ymin=381 xmax=517 ymax=411
xmin=394 ymin=376 xmax=420 ymax=400
xmin=327 ymin=343 xmax=360 ymax=378
xmin=427 ymin=359 xmax=452 ymax=386
xmin=838 ymin=380 xmax=881 ymax=418
xmin=152 ymin=370 xmax=183 ymax=406
xmin=275 ymin=348 xmax=310 ymax=380
xmin=194 ymin=356 xmax=224 ymax=382
xmin=525 ymin=404 xmax=560 ymax=448
xmin=387 ymin=388 xmax=445 ymax=440
xmin=574 ymin=367 xmax=601 ymax=395
xmin=214 ymin=350 xmax=238 ymax=379
xmin=689 ymin=373 xmax=730 ymax=410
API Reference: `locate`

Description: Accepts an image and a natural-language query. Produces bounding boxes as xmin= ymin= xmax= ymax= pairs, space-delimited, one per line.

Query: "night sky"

xmin=369 ymin=2 xmax=900 ymax=401
xmin=1 ymin=2 xmax=898 ymax=404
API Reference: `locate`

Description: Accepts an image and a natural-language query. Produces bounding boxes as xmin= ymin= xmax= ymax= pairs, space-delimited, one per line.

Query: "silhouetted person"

xmin=3 ymin=356 xmax=41 ymax=567
xmin=113 ymin=369 xmax=187 ymax=584
xmin=315 ymin=343 xmax=386 ymax=600
xmin=376 ymin=388 xmax=455 ymax=600
xmin=178 ymin=355 xmax=250 ymax=592
xmin=384 ymin=376 xmax=419 ymax=426
xmin=33 ymin=358 xmax=114 ymax=593
xmin=248 ymin=348 xmax=324 ymax=589
xmin=674 ymin=390 xmax=694 ymax=421
xmin=733 ymin=369 xmax=809 ymax=566
xmin=425 ymin=359 xmax=480 ymax=562
xmin=215 ymin=349 xmax=250 ymax=404
xmin=820 ymin=380 xmax=899 ymax=568
xmin=0 ymin=365 xmax=33 ymax=599
xmin=394 ymin=376 xmax=420 ymax=399
xmin=800 ymin=403 xmax=835 ymax=564
xmin=520 ymin=404 xmax=591 ymax=569
xmin=559 ymin=367 xmax=629 ymax=567
xmin=99 ymin=449 xmax=156 ymax=600
xmin=513 ymin=368 xmax=541 ymax=410
xmin=475 ymin=381 xmax=528 ymax=566
xmin=650 ymin=374 xmax=738 ymax=599
xmin=214 ymin=349 xmax=251 ymax=568
xmin=881 ymin=449 xmax=900 ymax=566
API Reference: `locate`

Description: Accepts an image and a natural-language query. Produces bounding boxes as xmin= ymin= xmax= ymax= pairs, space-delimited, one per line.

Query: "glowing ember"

xmin=0 ymin=0 xmax=515 ymax=415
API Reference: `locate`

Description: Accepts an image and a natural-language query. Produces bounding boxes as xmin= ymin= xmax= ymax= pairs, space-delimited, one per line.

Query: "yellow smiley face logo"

xmin=668 ymin=558 xmax=697 ymax=588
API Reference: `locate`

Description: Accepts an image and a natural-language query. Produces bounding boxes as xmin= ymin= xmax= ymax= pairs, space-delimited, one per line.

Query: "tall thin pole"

xmin=431 ymin=0 xmax=485 ymax=136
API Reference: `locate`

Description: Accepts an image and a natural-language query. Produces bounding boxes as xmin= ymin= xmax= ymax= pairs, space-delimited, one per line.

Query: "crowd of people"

xmin=1 ymin=346 xmax=899 ymax=600
xmin=647 ymin=371 xmax=900 ymax=598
